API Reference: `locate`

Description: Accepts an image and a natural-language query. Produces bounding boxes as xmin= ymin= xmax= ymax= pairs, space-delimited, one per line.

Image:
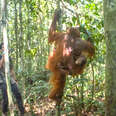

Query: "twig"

xmin=91 ymin=60 xmax=95 ymax=101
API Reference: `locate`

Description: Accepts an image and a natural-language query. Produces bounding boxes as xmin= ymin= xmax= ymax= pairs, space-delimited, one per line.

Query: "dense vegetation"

xmin=0 ymin=0 xmax=105 ymax=115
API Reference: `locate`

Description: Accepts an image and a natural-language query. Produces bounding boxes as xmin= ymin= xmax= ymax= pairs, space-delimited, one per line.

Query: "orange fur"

xmin=46 ymin=10 xmax=95 ymax=102
xmin=48 ymin=70 xmax=66 ymax=101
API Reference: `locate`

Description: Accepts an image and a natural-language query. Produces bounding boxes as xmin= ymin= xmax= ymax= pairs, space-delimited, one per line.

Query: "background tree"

xmin=104 ymin=0 xmax=116 ymax=116
xmin=1 ymin=0 xmax=14 ymax=115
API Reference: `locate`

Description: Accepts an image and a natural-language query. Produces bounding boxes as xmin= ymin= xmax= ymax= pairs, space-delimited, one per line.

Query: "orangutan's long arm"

xmin=48 ymin=9 xmax=61 ymax=43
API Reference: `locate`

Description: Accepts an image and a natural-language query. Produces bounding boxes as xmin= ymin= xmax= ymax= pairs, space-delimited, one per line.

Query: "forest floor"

xmin=24 ymin=97 xmax=105 ymax=116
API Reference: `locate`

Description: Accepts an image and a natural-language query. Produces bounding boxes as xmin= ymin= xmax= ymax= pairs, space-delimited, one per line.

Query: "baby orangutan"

xmin=46 ymin=10 xmax=95 ymax=103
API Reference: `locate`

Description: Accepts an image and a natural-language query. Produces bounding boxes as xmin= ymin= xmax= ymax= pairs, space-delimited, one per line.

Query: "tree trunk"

xmin=1 ymin=0 xmax=14 ymax=115
xmin=0 ymin=2 xmax=1 ymax=40
xmin=19 ymin=0 xmax=23 ymax=60
xmin=26 ymin=2 xmax=32 ymax=74
xmin=104 ymin=0 xmax=116 ymax=116
xmin=14 ymin=0 xmax=18 ymax=73
xmin=55 ymin=1 xmax=62 ymax=116
xmin=19 ymin=0 xmax=24 ymax=73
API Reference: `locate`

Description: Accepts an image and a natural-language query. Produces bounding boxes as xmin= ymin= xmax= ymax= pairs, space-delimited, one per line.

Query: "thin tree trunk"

xmin=0 ymin=0 xmax=2 ymax=41
xmin=19 ymin=0 xmax=24 ymax=74
xmin=55 ymin=1 xmax=62 ymax=116
xmin=19 ymin=0 xmax=23 ymax=59
xmin=19 ymin=0 xmax=25 ymax=100
xmin=104 ymin=0 xmax=116 ymax=116
xmin=0 ymin=1 xmax=1 ymax=40
xmin=80 ymin=75 xmax=84 ymax=109
xmin=91 ymin=62 xmax=95 ymax=101
xmin=14 ymin=0 xmax=18 ymax=73
xmin=1 ymin=0 xmax=14 ymax=115
xmin=27 ymin=3 xmax=32 ymax=73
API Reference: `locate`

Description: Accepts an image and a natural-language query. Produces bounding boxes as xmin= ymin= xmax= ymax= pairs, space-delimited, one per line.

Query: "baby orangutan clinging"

xmin=46 ymin=10 xmax=95 ymax=103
